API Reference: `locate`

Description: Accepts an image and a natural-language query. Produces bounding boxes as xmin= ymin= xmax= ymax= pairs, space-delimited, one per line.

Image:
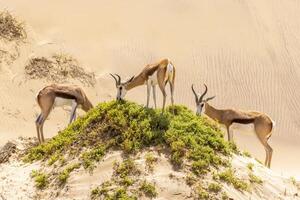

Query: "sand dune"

xmin=0 ymin=0 xmax=300 ymax=178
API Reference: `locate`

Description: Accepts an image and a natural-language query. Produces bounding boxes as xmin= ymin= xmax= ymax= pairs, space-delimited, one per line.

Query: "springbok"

xmin=35 ymin=84 xmax=93 ymax=144
xmin=110 ymin=58 xmax=175 ymax=111
xmin=192 ymin=84 xmax=274 ymax=168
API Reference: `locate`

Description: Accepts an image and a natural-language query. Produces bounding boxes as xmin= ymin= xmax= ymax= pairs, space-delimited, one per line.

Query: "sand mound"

xmin=25 ymin=53 xmax=96 ymax=86
xmin=0 ymin=11 xmax=26 ymax=42
xmin=19 ymin=101 xmax=299 ymax=200
xmin=0 ymin=10 xmax=25 ymax=67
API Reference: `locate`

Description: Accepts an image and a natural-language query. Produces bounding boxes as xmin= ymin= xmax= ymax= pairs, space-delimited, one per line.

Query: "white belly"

xmin=53 ymin=97 xmax=74 ymax=107
xmin=148 ymin=71 xmax=158 ymax=85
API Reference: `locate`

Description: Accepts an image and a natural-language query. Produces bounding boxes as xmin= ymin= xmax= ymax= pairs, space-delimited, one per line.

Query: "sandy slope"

xmin=0 ymin=0 xmax=300 ymax=178
xmin=0 ymin=139 xmax=299 ymax=200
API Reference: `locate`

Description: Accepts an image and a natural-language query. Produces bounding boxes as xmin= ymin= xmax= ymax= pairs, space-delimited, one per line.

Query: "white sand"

xmin=0 ymin=0 xmax=299 ymax=179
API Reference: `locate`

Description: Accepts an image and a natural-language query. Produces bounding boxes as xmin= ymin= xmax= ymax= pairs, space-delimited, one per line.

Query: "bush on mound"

xmin=24 ymin=53 xmax=95 ymax=86
xmin=0 ymin=11 xmax=26 ymax=42
xmin=25 ymin=100 xmax=234 ymax=173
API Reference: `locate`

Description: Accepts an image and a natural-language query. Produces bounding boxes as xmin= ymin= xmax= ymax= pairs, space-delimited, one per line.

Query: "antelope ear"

xmin=205 ymin=96 xmax=216 ymax=102
xmin=126 ymin=76 xmax=135 ymax=83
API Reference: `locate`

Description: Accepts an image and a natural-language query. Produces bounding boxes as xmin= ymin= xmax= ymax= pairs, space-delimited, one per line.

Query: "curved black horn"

xmin=114 ymin=74 xmax=121 ymax=84
xmin=199 ymin=84 xmax=208 ymax=102
xmin=110 ymin=73 xmax=118 ymax=86
xmin=191 ymin=84 xmax=199 ymax=103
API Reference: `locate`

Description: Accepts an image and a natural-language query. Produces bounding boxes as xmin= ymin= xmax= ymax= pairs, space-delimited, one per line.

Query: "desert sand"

xmin=1 ymin=138 xmax=299 ymax=200
xmin=0 ymin=0 xmax=299 ymax=180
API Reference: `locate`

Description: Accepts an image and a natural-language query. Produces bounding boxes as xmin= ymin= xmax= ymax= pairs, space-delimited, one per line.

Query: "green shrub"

xmin=47 ymin=153 xmax=61 ymax=166
xmin=120 ymin=176 xmax=134 ymax=187
xmin=221 ymin=192 xmax=229 ymax=200
xmin=25 ymin=100 xmax=237 ymax=198
xmin=186 ymin=173 xmax=197 ymax=186
xmin=114 ymin=159 xmax=140 ymax=178
xmin=90 ymin=181 xmax=112 ymax=199
xmin=139 ymin=180 xmax=157 ymax=198
xmin=196 ymin=185 xmax=209 ymax=199
xmin=290 ymin=177 xmax=297 ymax=186
xmin=111 ymin=187 xmax=137 ymax=200
xmin=247 ymin=163 xmax=254 ymax=171
xmin=145 ymin=153 xmax=158 ymax=172
xmin=208 ymin=182 xmax=222 ymax=193
xmin=58 ymin=163 xmax=81 ymax=185
xmin=25 ymin=101 xmax=234 ymax=175
xmin=249 ymin=173 xmax=263 ymax=184
xmin=243 ymin=151 xmax=251 ymax=157
xmin=81 ymin=144 xmax=106 ymax=170
xmin=31 ymin=170 xmax=48 ymax=189
xmin=192 ymin=160 xmax=210 ymax=175
xmin=217 ymin=169 xmax=248 ymax=191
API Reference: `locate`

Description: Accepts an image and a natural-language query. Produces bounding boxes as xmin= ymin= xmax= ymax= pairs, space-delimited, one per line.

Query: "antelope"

xmin=110 ymin=58 xmax=175 ymax=111
xmin=192 ymin=84 xmax=274 ymax=168
xmin=35 ymin=84 xmax=93 ymax=144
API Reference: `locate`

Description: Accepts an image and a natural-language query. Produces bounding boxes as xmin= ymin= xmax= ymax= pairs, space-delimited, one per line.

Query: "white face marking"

xmin=196 ymin=103 xmax=205 ymax=115
xmin=117 ymin=85 xmax=127 ymax=100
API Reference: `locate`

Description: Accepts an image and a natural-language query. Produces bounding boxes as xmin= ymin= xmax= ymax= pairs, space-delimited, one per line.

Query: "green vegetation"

xmin=217 ymin=169 xmax=248 ymax=191
xmin=139 ymin=180 xmax=157 ymax=198
xmin=24 ymin=100 xmax=237 ymax=197
xmin=255 ymin=158 xmax=263 ymax=165
xmin=196 ymin=185 xmax=210 ymax=199
xmin=91 ymin=159 xmax=140 ymax=199
xmin=247 ymin=163 xmax=254 ymax=171
xmin=221 ymin=192 xmax=229 ymax=200
xmin=91 ymin=185 xmax=137 ymax=200
xmin=145 ymin=153 xmax=158 ymax=172
xmin=114 ymin=158 xmax=140 ymax=178
xmin=58 ymin=163 xmax=81 ymax=185
xmin=242 ymin=151 xmax=251 ymax=158
xmin=186 ymin=173 xmax=197 ymax=186
xmin=81 ymin=144 xmax=106 ymax=171
xmin=31 ymin=170 xmax=48 ymax=189
xmin=47 ymin=153 xmax=60 ymax=166
xmin=25 ymin=101 xmax=234 ymax=173
xmin=91 ymin=181 xmax=112 ymax=199
xmin=208 ymin=182 xmax=222 ymax=193
xmin=290 ymin=177 xmax=297 ymax=186
xmin=249 ymin=173 xmax=263 ymax=184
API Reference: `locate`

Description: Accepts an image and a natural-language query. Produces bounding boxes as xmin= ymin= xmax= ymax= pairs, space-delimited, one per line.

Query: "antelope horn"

xmin=191 ymin=84 xmax=199 ymax=103
xmin=114 ymin=73 xmax=121 ymax=84
xmin=199 ymin=84 xmax=208 ymax=102
xmin=110 ymin=73 xmax=118 ymax=86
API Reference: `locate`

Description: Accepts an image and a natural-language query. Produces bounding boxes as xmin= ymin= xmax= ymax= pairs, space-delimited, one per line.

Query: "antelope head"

xmin=191 ymin=84 xmax=215 ymax=115
xmin=110 ymin=73 xmax=135 ymax=100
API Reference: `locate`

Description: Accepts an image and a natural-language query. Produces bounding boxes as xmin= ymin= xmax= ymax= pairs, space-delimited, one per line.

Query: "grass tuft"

xmin=145 ymin=153 xmax=158 ymax=172
xmin=58 ymin=163 xmax=81 ymax=185
xmin=31 ymin=170 xmax=48 ymax=189
xmin=249 ymin=173 xmax=263 ymax=184
xmin=208 ymin=182 xmax=222 ymax=193
xmin=217 ymin=168 xmax=248 ymax=191
xmin=139 ymin=180 xmax=157 ymax=198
